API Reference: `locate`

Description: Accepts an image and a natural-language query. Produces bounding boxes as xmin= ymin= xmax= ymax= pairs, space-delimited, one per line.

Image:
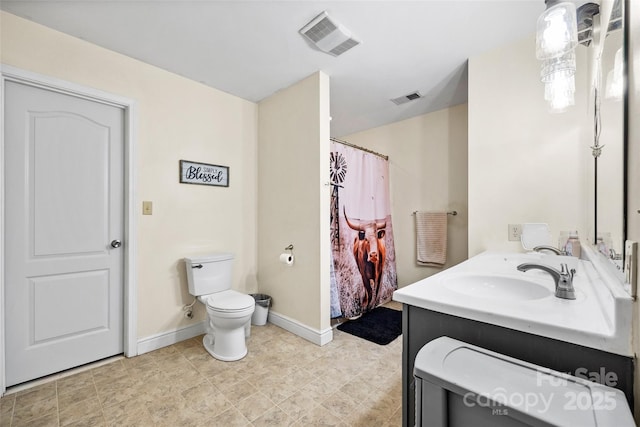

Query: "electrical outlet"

xmin=508 ymin=224 xmax=522 ymax=241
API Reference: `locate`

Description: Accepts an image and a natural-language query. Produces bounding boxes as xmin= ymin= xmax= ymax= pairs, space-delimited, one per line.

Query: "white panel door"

xmin=4 ymin=81 xmax=124 ymax=386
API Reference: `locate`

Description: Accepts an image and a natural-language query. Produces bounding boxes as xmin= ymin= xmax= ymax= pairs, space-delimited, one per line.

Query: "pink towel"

xmin=415 ymin=211 xmax=448 ymax=267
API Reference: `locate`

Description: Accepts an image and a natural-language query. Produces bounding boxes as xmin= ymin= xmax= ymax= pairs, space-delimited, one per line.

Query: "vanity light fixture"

xmin=536 ymin=1 xmax=578 ymax=60
xmin=537 ymin=2 xmax=608 ymax=111
xmin=541 ymin=50 xmax=576 ymax=110
xmin=536 ymin=1 xmax=579 ymax=112
xmin=545 ymin=71 xmax=576 ymax=110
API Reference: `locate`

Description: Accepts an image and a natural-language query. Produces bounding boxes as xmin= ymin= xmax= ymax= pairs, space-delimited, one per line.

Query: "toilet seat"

xmin=203 ymin=290 xmax=254 ymax=313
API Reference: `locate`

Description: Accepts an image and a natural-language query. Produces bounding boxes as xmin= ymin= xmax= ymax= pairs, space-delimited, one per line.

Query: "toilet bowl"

xmin=184 ymin=253 xmax=255 ymax=362
xmin=198 ymin=290 xmax=255 ymax=361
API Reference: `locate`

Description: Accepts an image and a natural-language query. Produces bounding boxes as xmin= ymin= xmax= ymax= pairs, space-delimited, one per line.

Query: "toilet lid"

xmin=206 ymin=290 xmax=254 ymax=312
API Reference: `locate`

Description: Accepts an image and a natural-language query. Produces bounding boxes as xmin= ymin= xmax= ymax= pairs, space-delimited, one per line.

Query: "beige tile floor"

xmin=0 ymin=309 xmax=402 ymax=427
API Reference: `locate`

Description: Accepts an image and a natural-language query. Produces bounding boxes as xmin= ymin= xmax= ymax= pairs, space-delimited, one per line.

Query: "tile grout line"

xmin=90 ymin=368 xmax=110 ymax=426
xmin=9 ymin=396 xmax=15 ymax=427
xmin=55 ymin=380 xmax=60 ymax=427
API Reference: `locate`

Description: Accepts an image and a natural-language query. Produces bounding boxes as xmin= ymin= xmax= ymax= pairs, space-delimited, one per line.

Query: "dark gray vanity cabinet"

xmin=401 ymin=304 xmax=634 ymax=427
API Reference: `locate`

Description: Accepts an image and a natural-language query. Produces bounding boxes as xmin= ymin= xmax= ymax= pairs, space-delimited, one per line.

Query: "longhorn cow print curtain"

xmin=330 ymin=141 xmax=397 ymax=319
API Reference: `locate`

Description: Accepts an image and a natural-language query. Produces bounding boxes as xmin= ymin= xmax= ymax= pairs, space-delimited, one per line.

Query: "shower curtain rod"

xmin=330 ymin=137 xmax=389 ymax=161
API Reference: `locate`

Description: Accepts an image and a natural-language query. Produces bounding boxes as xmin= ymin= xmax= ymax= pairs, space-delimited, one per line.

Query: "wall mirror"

xmin=527 ymin=0 xmax=626 ymax=270
xmin=496 ymin=0 xmax=627 ymax=271
xmin=593 ymin=0 xmax=626 ymax=271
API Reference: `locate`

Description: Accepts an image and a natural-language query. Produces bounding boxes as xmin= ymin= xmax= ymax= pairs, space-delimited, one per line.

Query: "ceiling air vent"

xmin=391 ymin=91 xmax=422 ymax=105
xmin=300 ymin=11 xmax=361 ymax=57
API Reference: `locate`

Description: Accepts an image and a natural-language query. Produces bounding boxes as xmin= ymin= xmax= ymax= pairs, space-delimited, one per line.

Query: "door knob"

xmin=111 ymin=240 xmax=122 ymax=248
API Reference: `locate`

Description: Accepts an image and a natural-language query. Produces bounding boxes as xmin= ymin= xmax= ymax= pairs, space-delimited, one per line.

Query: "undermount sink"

xmin=442 ymin=274 xmax=552 ymax=301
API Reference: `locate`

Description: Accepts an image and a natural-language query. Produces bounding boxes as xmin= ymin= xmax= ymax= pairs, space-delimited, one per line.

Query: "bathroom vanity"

xmin=393 ymin=249 xmax=634 ymax=427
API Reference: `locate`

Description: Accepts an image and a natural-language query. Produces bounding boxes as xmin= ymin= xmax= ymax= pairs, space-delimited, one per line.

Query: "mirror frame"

xmin=622 ymin=0 xmax=629 ymax=267
xmin=593 ymin=0 xmax=628 ymax=271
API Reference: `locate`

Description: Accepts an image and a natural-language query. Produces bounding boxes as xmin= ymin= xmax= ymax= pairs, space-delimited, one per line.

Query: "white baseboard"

xmin=135 ymin=312 xmax=333 ymax=355
xmin=137 ymin=321 xmax=206 ymax=355
xmin=267 ymin=310 xmax=333 ymax=346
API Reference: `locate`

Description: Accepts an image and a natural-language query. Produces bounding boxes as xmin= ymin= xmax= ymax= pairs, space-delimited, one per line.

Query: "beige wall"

xmin=342 ymin=104 xmax=468 ymax=287
xmin=257 ymin=72 xmax=331 ymax=332
xmin=468 ymin=34 xmax=591 ymax=256
xmin=0 ymin=12 xmax=259 ymax=339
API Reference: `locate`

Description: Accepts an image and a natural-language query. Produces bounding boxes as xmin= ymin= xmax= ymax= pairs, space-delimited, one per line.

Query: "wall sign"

xmin=180 ymin=160 xmax=229 ymax=187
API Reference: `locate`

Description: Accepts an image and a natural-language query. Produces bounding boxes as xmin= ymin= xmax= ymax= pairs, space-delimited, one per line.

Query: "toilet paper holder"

xmin=280 ymin=244 xmax=295 ymax=266
xmin=284 ymin=244 xmax=294 ymax=257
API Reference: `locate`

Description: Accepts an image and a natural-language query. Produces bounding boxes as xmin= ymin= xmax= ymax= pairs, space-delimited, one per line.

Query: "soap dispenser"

xmin=565 ymin=231 xmax=581 ymax=258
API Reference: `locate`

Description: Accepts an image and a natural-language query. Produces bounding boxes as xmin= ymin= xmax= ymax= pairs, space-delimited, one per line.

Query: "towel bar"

xmin=412 ymin=210 xmax=457 ymax=216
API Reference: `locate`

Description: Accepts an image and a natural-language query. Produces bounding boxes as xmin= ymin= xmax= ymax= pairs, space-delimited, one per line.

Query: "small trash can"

xmin=250 ymin=294 xmax=271 ymax=326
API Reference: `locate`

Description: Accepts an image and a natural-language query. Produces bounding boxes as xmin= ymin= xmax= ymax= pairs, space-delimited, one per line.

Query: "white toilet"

xmin=184 ymin=253 xmax=255 ymax=361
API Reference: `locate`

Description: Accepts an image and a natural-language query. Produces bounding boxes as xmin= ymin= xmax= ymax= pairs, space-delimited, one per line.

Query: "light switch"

xmin=142 ymin=201 xmax=153 ymax=215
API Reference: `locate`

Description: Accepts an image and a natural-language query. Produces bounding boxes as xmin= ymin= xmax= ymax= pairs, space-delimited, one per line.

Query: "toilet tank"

xmin=184 ymin=253 xmax=234 ymax=296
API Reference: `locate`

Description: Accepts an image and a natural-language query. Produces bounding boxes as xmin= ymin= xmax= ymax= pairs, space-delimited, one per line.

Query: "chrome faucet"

xmin=517 ymin=263 xmax=576 ymax=300
xmin=610 ymin=249 xmax=622 ymax=261
xmin=533 ymin=245 xmax=566 ymax=255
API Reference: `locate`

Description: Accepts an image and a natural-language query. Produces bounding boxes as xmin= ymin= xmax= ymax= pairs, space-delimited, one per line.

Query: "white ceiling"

xmin=0 ymin=0 xmax=545 ymax=137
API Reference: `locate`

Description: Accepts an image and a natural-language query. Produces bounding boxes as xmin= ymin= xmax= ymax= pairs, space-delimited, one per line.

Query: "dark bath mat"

xmin=337 ymin=307 xmax=402 ymax=345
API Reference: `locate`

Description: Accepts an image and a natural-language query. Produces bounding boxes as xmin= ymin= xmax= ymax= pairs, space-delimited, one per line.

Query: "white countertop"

xmin=393 ymin=249 xmax=633 ymax=356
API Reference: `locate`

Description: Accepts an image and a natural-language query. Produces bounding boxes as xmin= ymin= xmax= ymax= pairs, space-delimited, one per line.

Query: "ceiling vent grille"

xmin=391 ymin=91 xmax=422 ymax=105
xmin=300 ymin=11 xmax=361 ymax=57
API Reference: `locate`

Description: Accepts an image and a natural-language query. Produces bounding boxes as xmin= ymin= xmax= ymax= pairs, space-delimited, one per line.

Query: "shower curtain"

xmin=329 ymin=141 xmax=397 ymax=319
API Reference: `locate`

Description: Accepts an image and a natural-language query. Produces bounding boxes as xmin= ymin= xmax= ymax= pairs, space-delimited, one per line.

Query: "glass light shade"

xmin=540 ymin=50 xmax=576 ymax=83
xmin=545 ymin=74 xmax=575 ymax=111
xmin=536 ymin=2 xmax=578 ymax=60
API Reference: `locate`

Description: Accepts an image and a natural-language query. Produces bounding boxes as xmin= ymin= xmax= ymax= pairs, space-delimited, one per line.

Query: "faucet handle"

xmin=610 ymin=249 xmax=622 ymax=260
xmin=560 ymin=263 xmax=575 ymax=279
